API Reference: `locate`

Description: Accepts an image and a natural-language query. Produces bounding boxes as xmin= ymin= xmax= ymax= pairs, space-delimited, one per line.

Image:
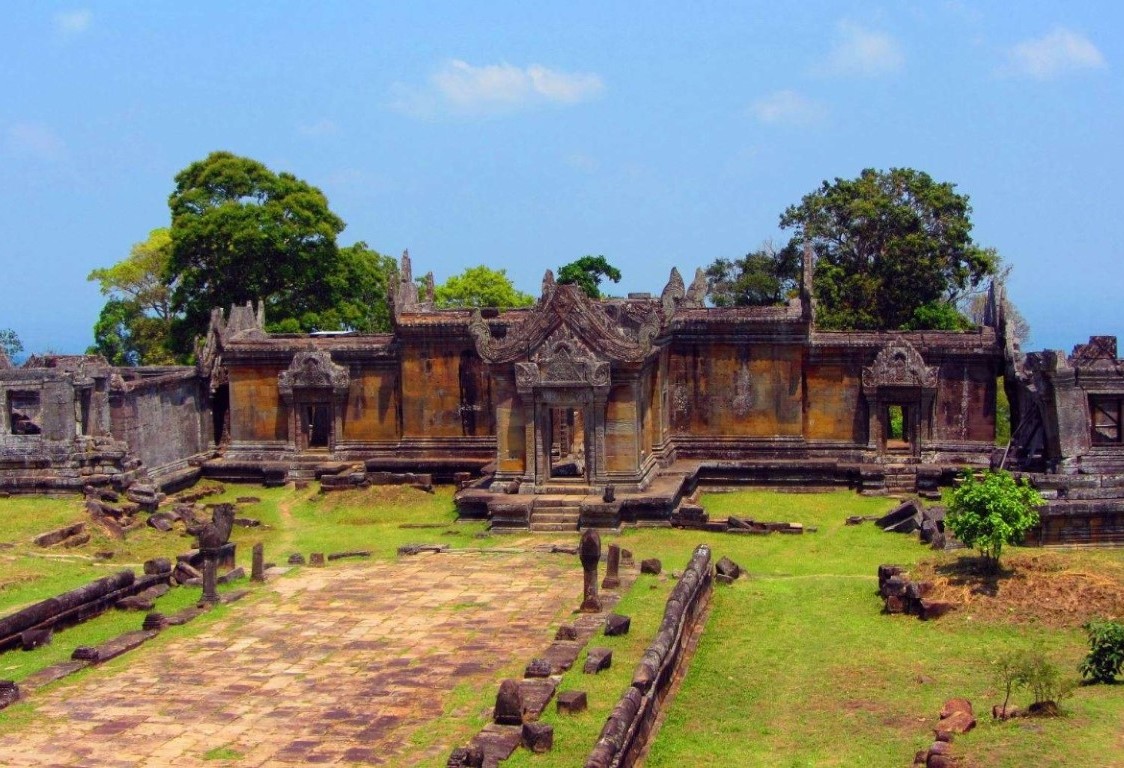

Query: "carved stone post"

xmin=579 ymin=529 xmax=602 ymax=612
xmin=201 ymin=549 xmax=219 ymax=605
xmin=601 ymin=543 xmax=620 ymax=590
xmin=251 ymin=542 xmax=265 ymax=582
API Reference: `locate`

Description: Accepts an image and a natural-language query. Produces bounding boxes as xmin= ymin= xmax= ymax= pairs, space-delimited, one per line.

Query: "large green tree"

xmin=705 ymin=240 xmax=801 ymax=307
xmin=166 ymin=151 xmax=346 ymax=353
xmin=557 ymin=255 xmax=621 ymax=299
xmin=780 ymin=168 xmax=997 ymax=330
xmin=432 ymin=265 xmax=534 ymax=309
xmin=87 ymin=228 xmax=177 ymax=364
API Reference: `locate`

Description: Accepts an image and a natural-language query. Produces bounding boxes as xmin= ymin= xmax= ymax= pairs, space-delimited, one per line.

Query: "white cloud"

xmin=751 ymin=90 xmax=827 ymax=125
xmin=390 ymin=59 xmax=604 ymax=118
xmin=5 ymin=122 xmax=67 ymax=161
xmin=1005 ymin=27 xmax=1106 ymax=79
xmin=297 ymin=118 xmax=338 ymax=137
xmin=820 ymin=20 xmax=904 ymax=77
xmin=54 ymin=9 xmax=92 ymax=36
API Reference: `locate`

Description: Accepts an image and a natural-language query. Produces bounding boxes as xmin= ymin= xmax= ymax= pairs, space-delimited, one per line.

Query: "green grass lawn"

xmin=2 ymin=484 xmax=1121 ymax=767
xmin=504 ymin=490 xmax=1124 ymax=768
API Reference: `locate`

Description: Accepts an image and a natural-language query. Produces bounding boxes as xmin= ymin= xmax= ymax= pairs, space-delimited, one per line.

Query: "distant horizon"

xmin=3 ymin=3 xmax=1121 ymax=355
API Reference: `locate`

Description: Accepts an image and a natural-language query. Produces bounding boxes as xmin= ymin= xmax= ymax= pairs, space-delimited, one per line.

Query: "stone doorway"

xmin=548 ymin=406 xmax=587 ymax=479
xmin=884 ymin=403 xmax=912 ymax=452
xmin=305 ymin=402 xmax=332 ymax=449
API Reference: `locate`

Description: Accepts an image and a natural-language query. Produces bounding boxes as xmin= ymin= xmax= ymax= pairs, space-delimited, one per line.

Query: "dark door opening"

xmin=306 ymin=404 xmax=331 ymax=449
xmin=548 ymin=406 xmax=586 ymax=479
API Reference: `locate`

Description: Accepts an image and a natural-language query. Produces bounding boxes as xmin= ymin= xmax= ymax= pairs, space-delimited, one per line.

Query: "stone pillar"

xmin=579 ymin=529 xmax=602 ymax=613
xmin=601 ymin=544 xmax=620 ymax=590
xmin=251 ymin=542 xmax=265 ymax=582
xmin=201 ymin=549 xmax=219 ymax=605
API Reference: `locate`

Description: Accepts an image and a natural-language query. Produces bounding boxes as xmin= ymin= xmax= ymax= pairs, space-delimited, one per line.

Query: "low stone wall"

xmin=584 ymin=543 xmax=713 ymax=768
xmin=0 ymin=567 xmax=171 ymax=652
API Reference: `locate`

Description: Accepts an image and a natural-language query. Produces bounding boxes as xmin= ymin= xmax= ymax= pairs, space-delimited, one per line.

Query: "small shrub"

xmin=1080 ymin=618 xmax=1124 ymax=684
xmin=1021 ymin=650 xmax=1075 ymax=712
xmin=991 ymin=646 xmax=1074 ymax=717
xmin=946 ymin=470 xmax=1043 ymax=571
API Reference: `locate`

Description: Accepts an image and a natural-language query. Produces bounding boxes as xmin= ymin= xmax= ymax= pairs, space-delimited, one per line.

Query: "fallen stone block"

xmin=20 ymin=628 xmax=52 ymax=650
xmin=715 ymin=573 xmax=734 ymax=586
xmin=583 ymin=647 xmax=612 ymax=674
xmin=521 ymin=721 xmax=553 ymax=753
xmin=920 ymin=600 xmax=955 ymax=620
xmin=327 ymin=550 xmax=372 ymax=561
xmin=173 ymin=561 xmax=202 ymax=585
xmin=876 ymin=499 xmax=924 ymax=533
xmin=555 ymin=624 xmax=578 ymax=641
xmin=287 ymin=553 xmax=306 ymax=565
xmin=604 ymin=614 xmax=631 ymax=637
xmin=217 ymin=566 xmax=245 ymax=584
xmin=640 ymin=558 xmax=662 ymax=575
xmin=556 ymin=689 xmax=588 ymax=715
xmin=62 ymin=532 xmax=91 ymax=548
xmin=446 ymin=746 xmax=484 ymax=768
xmin=939 ymin=698 xmax=973 ymax=719
xmin=935 ymin=709 xmax=975 ymax=735
xmin=524 ymin=658 xmax=552 ymax=678
xmin=715 ymin=556 xmax=742 ymax=580
xmin=493 ymin=679 xmax=524 ymax=725
xmin=143 ymin=557 xmax=172 ymax=575
xmin=33 ymin=522 xmax=86 ymax=547
xmin=309 ymin=553 xmax=326 ymax=566
xmin=0 ymin=681 xmax=19 ymax=711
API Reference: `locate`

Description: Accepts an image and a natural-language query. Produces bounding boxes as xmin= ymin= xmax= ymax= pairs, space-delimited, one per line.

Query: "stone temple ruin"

xmin=2 ymin=253 xmax=1122 ymax=545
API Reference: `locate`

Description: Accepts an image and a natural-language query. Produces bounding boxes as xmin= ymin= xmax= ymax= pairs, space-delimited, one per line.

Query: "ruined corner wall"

xmin=110 ymin=370 xmax=211 ymax=483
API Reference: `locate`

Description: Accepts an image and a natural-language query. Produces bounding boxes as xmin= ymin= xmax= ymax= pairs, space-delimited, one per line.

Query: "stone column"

xmin=579 ymin=529 xmax=602 ymax=612
xmin=251 ymin=542 xmax=265 ymax=582
xmin=601 ymin=544 xmax=620 ymax=590
xmin=201 ymin=548 xmax=219 ymax=605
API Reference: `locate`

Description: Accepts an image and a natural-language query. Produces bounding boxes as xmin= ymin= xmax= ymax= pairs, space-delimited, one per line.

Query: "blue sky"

xmin=2 ymin=2 xmax=1121 ymax=355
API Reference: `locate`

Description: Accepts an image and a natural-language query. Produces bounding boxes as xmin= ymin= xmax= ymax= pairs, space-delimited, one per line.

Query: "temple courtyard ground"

xmin=2 ymin=486 xmax=1123 ymax=767
xmin=0 ymin=549 xmax=580 ymax=767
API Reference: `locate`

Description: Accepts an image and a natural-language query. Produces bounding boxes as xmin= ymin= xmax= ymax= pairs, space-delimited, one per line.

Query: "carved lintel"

xmin=278 ymin=349 xmax=350 ymax=400
xmin=862 ymin=341 xmax=938 ymax=391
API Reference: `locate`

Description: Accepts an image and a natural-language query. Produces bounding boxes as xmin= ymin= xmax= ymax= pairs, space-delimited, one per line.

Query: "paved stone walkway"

xmin=0 ymin=550 xmax=582 ymax=767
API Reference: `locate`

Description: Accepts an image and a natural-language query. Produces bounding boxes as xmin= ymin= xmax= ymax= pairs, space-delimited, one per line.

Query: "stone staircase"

xmin=882 ymin=465 xmax=917 ymax=496
xmin=529 ymin=496 xmax=583 ymax=532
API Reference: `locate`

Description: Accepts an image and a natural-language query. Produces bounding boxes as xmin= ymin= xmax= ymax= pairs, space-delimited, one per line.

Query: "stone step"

xmin=533 ymin=497 xmax=584 ymax=509
xmin=1063 ymin=488 xmax=1124 ymax=501
xmin=531 ymin=512 xmax=581 ymax=524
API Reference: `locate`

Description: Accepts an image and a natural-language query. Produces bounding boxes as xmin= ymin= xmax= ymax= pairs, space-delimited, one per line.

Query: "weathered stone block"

xmin=493 ymin=679 xmax=524 ymax=725
xmin=640 ymin=558 xmax=662 ymax=575
xmin=521 ymin=721 xmax=553 ymax=753
xmin=583 ymin=647 xmax=612 ymax=674
xmin=524 ymin=659 xmax=552 ymax=678
xmin=604 ymin=614 xmax=631 ymax=637
xmin=556 ymin=689 xmax=588 ymax=715
xmin=555 ymin=624 xmax=578 ymax=641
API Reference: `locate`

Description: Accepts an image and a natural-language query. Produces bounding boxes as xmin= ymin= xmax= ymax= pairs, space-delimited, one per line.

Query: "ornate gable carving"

xmin=279 ymin=349 xmax=349 ymax=398
xmin=514 ymin=329 xmax=611 ymax=391
xmin=862 ymin=341 xmax=938 ymax=390
xmin=469 ymin=276 xmax=662 ymax=365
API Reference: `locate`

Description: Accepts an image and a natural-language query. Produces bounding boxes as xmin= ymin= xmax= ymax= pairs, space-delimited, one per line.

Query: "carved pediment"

xmin=515 ymin=331 xmax=611 ymax=391
xmin=862 ymin=341 xmax=938 ymax=390
xmin=469 ymin=278 xmax=663 ymax=365
xmin=279 ymin=349 xmax=349 ymax=398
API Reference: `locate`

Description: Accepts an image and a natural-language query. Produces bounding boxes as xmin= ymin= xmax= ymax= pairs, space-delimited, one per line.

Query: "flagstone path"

xmin=0 ymin=550 xmax=582 ymax=767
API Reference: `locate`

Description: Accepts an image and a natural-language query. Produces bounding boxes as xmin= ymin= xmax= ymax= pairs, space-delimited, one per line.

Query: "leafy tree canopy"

xmin=780 ymin=167 xmax=997 ymax=330
xmin=946 ymin=469 xmax=1043 ymax=571
xmin=432 ymin=265 xmax=534 ymax=309
xmin=167 ymin=151 xmax=346 ymax=353
xmin=0 ymin=328 xmax=22 ymax=361
xmin=88 ymin=299 xmax=177 ymax=366
xmin=87 ymin=228 xmax=177 ymax=364
xmin=705 ymin=240 xmax=801 ymax=307
xmin=88 ymin=228 xmax=174 ymax=321
xmin=557 ymin=255 xmax=621 ymax=299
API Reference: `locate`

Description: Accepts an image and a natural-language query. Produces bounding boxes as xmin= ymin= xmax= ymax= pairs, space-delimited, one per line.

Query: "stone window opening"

xmin=8 ymin=391 xmax=42 ymax=435
xmin=1090 ymin=396 xmax=1122 ymax=444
